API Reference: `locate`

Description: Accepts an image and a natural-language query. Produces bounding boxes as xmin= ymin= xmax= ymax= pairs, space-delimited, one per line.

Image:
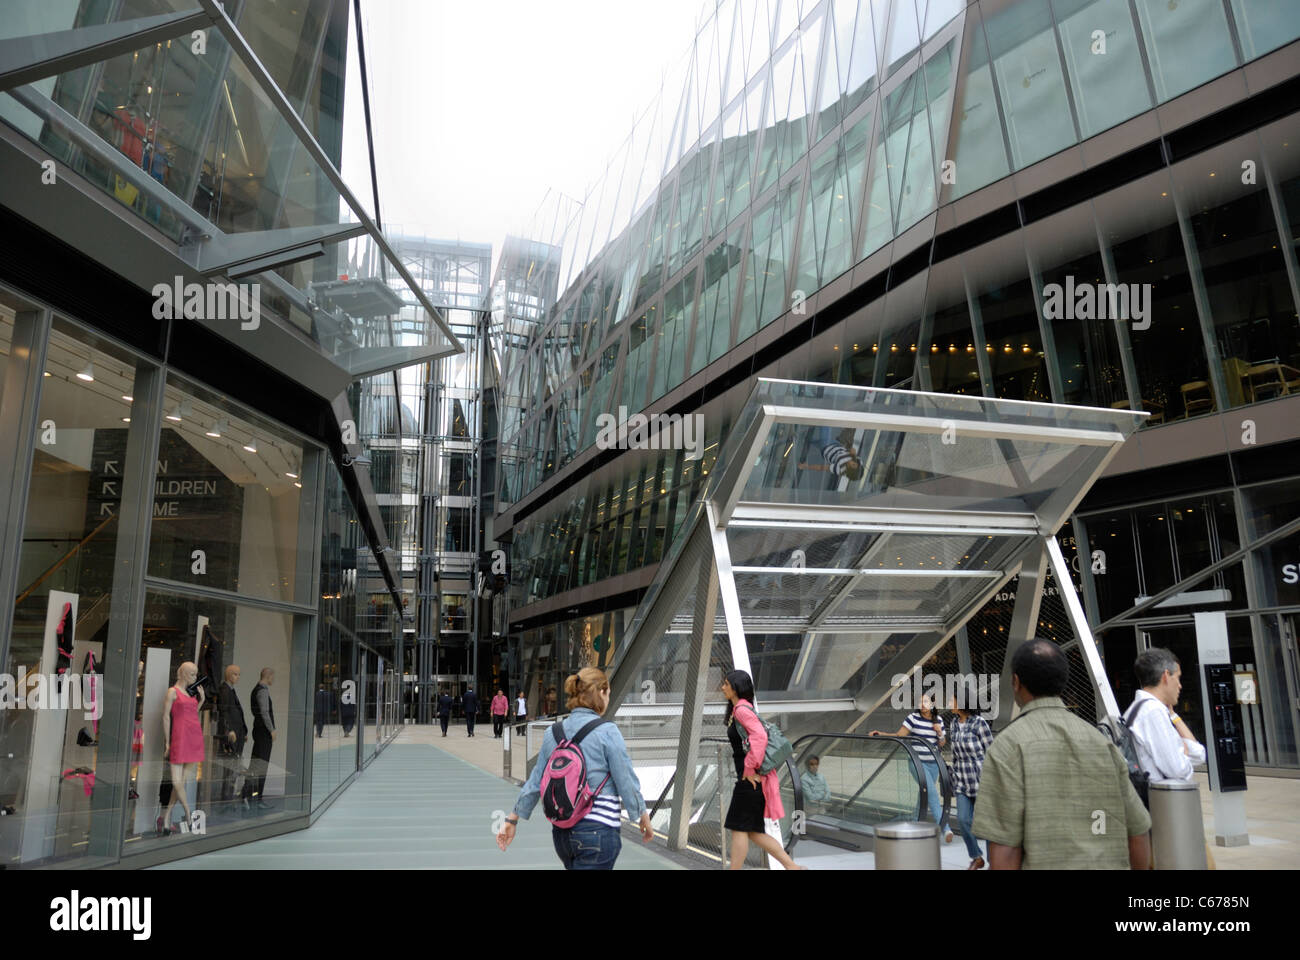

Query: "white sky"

xmin=349 ymin=0 xmax=706 ymax=249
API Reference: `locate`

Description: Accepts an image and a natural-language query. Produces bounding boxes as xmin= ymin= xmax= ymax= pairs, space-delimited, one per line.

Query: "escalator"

xmin=644 ymin=733 xmax=953 ymax=868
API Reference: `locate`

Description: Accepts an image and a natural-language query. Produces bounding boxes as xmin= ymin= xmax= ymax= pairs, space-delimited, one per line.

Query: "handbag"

xmin=734 ymin=702 xmax=794 ymax=775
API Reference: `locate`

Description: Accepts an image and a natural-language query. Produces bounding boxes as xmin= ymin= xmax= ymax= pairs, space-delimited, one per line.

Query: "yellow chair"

xmin=1180 ymin=381 xmax=1213 ymax=417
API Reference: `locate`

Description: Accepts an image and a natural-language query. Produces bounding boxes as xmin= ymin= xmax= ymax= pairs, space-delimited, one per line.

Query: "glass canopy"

xmin=0 ymin=1 xmax=460 ymax=382
xmin=607 ymin=378 xmax=1146 ymax=844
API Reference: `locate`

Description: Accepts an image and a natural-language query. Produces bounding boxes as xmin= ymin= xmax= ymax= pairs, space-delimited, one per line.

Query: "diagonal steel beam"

xmin=185 ymin=221 xmax=368 ymax=275
xmin=1094 ymin=512 xmax=1300 ymax=635
xmin=1046 ymin=535 xmax=1119 ymax=718
xmin=0 ymin=9 xmax=214 ymax=92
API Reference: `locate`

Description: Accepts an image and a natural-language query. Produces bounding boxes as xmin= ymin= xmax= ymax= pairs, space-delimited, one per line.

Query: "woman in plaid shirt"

xmin=949 ymin=682 xmax=994 ymax=870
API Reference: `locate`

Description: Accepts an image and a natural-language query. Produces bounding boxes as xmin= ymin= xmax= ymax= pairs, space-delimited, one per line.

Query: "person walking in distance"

xmin=949 ymin=680 xmax=994 ymax=869
xmin=721 ymin=670 xmax=804 ymax=870
xmin=973 ymin=640 xmax=1151 ymax=869
xmin=498 ymin=668 xmax=653 ymax=869
xmin=463 ymin=686 xmax=480 ymax=737
xmin=248 ymin=668 xmax=276 ymax=809
xmin=515 ymin=690 xmax=527 ymax=723
xmin=437 ymin=688 xmax=452 ymax=737
xmin=491 ymin=689 xmax=509 ymax=738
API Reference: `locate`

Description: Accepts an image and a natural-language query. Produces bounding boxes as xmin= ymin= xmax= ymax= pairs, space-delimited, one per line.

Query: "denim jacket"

xmin=512 ymin=708 xmax=647 ymax=821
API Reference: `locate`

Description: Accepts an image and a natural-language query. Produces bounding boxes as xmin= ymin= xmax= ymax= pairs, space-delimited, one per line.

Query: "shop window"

xmin=2 ymin=317 xmax=138 ymax=866
xmin=1174 ymin=138 xmax=1300 ymax=408
xmin=1094 ymin=171 xmax=1211 ymax=422
xmin=124 ymin=590 xmax=305 ymax=853
xmin=147 ymin=375 xmax=308 ymax=605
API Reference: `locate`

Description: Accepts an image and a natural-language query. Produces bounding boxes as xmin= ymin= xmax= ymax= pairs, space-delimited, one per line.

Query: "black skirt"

xmin=724 ymin=778 xmax=767 ymax=833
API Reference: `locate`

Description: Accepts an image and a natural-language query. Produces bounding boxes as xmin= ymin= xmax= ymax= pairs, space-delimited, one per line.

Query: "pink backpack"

xmin=540 ymin=717 xmax=611 ymax=828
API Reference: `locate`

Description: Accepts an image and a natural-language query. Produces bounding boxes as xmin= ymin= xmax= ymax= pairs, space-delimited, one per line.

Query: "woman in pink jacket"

xmin=722 ymin=669 xmax=804 ymax=870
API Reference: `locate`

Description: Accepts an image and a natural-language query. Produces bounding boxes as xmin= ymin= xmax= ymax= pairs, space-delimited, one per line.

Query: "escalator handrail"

xmin=786 ymin=732 xmax=952 ymax=834
xmin=647 ymin=736 xmax=804 ymax=841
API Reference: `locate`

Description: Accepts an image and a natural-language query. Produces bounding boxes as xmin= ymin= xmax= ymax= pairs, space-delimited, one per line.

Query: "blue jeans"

xmin=552 ymin=821 xmax=622 ymax=870
xmin=955 ymin=793 xmax=983 ymax=860
xmin=910 ymin=760 xmax=946 ymax=832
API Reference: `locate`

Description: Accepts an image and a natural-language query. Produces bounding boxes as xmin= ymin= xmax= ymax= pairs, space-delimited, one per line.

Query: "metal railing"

xmin=644 ymin=732 xmax=953 ymax=865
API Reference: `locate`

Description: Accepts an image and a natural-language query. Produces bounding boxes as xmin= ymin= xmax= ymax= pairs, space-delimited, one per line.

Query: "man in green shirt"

xmin=973 ymin=639 xmax=1151 ymax=869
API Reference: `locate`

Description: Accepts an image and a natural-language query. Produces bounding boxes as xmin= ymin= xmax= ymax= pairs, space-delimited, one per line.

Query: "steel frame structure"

xmin=603 ymin=379 xmax=1145 ymax=851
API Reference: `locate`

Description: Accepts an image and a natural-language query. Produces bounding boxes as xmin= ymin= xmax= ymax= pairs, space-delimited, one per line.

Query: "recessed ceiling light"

xmin=43 ymin=371 xmax=50 ymax=377
xmin=244 ymin=438 xmax=258 ymax=453
xmin=285 ymin=472 xmax=299 ymax=479
xmin=122 ymin=417 xmax=131 ymax=423
xmin=122 ymin=395 xmax=133 ymax=402
xmin=166 ymin=405 xmax=183 ymax=422
xmin=77 ymin=363 xmax=94 ymax=382
xmin=293 ymin=481 xmax=302 ymax=488
xmin=206 ymin=418 xmax=226 ymax=439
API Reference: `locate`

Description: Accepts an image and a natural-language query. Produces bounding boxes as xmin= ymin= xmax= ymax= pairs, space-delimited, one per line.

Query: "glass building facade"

xmin=489 ymin=0 xmax=1300 ymax=771
xmin=0 ymin=1 xmax=436 ymax=866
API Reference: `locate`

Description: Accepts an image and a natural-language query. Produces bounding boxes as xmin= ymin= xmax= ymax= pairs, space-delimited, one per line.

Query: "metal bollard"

xmin=1150 ymin=779 xmax=1208 ymax=870
xmin=875 ymin=821 xmax=941 ymax=870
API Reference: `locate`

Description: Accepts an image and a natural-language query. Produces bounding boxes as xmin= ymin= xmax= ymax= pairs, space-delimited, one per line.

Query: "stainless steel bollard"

xmin=875 ymin=821 xmax=941 ymax=869
xmin=1150 ymin=779 xmax=1208 ymax=870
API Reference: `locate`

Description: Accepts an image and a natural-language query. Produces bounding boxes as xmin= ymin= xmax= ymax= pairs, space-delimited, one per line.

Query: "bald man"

xmin=214 ymin=664 xmax=249 ymax=812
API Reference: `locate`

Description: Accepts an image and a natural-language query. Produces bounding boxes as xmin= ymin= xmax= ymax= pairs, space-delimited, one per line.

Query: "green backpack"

xmin=735 ymin=702 xmax=794 ymax=775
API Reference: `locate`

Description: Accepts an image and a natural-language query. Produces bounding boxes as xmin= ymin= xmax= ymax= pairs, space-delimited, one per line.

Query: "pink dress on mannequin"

xmin=168 ymin=687 xmax=204 ymax=763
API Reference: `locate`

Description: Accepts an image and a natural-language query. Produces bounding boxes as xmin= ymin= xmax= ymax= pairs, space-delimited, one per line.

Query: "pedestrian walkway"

xmin=153 ymin=727 xmax=681 ymax=870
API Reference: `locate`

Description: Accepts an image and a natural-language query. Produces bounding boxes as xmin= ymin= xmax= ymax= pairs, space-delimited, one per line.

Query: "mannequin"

xmin=160 ymin=661 xmax=204 ymax=834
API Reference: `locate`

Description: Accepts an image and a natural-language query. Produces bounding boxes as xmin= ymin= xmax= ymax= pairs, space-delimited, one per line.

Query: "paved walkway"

xmin=153 ymin=721 xmax=1298 ymax=870
xmin=154 ymin=726 xmax=680 ymax=870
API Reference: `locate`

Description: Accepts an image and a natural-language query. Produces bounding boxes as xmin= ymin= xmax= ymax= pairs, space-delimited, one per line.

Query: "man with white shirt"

xmin=1126 ymin=648 xmax=1207 ymax=783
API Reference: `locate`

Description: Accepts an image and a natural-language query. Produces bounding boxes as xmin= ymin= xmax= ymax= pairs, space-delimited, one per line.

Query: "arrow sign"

xmin=104 ymin=460 xmax=119 ymax=475
xmin=99 ymin=502 xmax=115 ymax=518
xmin=101 ymin=481 xmax=118 ymax=496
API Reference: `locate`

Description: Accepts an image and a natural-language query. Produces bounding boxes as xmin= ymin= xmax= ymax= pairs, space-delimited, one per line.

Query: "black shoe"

xmin=77 ymin=728 xmax=98 ymax=747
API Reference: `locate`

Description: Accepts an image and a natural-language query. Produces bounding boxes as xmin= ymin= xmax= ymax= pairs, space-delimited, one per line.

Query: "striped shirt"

xmin=584 ymin=794 xmax=623 ymax=828
xmin=822 ymin=441 xmax=855 ymax=476
xmin=903 ymin=711 xmax=944 ymax=763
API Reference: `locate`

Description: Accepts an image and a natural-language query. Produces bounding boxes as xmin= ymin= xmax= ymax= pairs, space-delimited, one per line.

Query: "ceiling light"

xmin=122 ymin=417 xmax=131 ymax=423
xmin=293 ymin=481 xmax=302 ymax=489
xmin=166 ymin=405 xmax=183 ymax=422
xmin=77 ymin=362 xmax=95 ymax=382
xmin=244 ymin=438 xmax=258 ymax=454
xmin=285 ymin=472 xmax=299 ymax=479
xmin=122 ymin=395 xmax=133 ymax=402
xmin=43 ymin=371 xmax=50 ymax=377
xmin=206 ymin=418 xmax=227 ymax=438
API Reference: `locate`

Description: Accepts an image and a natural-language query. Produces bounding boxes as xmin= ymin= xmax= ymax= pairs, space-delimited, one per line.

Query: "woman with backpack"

xmin=496 ymin=667 xmax=653 ymax=869
xmin=722 ymin=670 xmax=805 ymax=871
